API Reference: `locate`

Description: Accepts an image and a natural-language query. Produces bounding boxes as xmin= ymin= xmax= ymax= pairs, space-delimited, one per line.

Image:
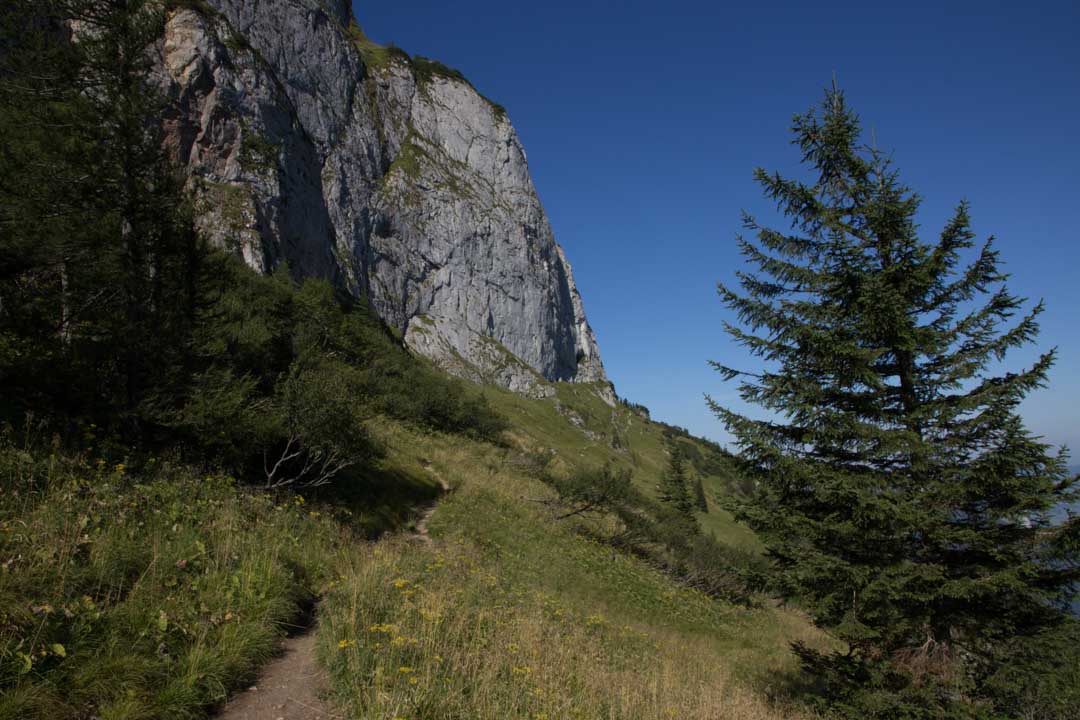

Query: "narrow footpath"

xmin=215 ymin=632 xmax=336 ymax=720
xmin=215 ymin=468 xmax=449 ymax=720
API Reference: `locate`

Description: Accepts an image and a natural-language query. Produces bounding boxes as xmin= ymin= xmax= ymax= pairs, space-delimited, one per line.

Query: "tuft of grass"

xmin=346 ymin=19 xmax=410 ymax=74
xmin=409 ymin=56 xmax=470 ymax=87
xmin=0 ymin=444 xmax=348 ymax=720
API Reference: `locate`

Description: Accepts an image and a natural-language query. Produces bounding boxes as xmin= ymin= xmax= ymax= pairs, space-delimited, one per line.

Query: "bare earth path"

xmin=216 ymin=632 xmax=337 ymax=720
xmin=215 ymin=466 xmax=449 ymax=720
xmin=410 ymin=464 xmax=450 ymax=543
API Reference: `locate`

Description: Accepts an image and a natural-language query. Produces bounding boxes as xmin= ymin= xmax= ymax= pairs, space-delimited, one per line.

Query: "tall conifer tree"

xmin=0 ymin=0 xmax=201 ymax=432
xmin=657 ymin=448 xmax=694 ymax=516
xmin=692 ymin=475 xmax=708 ymax=513
xmin=711 ymin=85 xmax=1078 ymax=715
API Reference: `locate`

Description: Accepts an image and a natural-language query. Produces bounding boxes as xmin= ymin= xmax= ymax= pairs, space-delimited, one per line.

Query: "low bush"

xmin=537 ymin=462 xmax=764 ymax=605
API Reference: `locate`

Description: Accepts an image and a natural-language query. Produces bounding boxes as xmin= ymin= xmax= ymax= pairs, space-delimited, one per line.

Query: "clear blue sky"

xmin=353 ymin=0 xmax=1080 ymax=455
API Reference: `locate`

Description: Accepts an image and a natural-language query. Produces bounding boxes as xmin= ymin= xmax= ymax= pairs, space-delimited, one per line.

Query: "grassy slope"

xmin=488 ymin=383 xmax=761 ymax=549
xmin=1 ymin=381 xmax=824 ymax=719
xmin=0 ymin=442 xmax=440 ymax=720
xmin=319 ymin=388 xmax=829 ymax=719
xmin=0 ymin=454 xmax=348 ymax=720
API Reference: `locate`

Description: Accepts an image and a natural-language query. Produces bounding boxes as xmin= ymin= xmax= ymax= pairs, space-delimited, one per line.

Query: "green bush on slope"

xmin=168 ymin=254 xmax=507 ymax=488
xmin=535 ymin=460 xmax=769 ymax=606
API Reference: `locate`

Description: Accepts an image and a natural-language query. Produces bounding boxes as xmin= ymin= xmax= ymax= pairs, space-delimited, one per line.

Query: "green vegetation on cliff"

xmin=346 ymin=16 xmax=508 ymax=118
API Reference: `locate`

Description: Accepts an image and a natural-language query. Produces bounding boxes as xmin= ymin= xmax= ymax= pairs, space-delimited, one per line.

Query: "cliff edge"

xmin=157 ymin=0 xmax=608 ymax=397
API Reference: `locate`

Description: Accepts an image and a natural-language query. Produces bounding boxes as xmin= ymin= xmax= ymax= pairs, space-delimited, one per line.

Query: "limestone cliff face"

xmin=156 ymin=0 xmax=608 ymax=395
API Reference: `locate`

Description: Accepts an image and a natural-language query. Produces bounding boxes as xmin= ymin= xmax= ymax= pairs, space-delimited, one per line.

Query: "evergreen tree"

xmin=710 ymin=85 xmax=1079 ymax=716
xmin=692 ymin=474 xmax=708 ymax=513
xmin=657 ymin=448 xmax=694 ymax=516
xmin=0 ymin=0 xmax=202 ymax=434
xmin=0 ymin=1 xmax=96 ymax=420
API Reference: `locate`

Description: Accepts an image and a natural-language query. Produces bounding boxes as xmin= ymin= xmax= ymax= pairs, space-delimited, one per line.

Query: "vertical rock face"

xmin=156 ymin=0 xmax=608 ymax=394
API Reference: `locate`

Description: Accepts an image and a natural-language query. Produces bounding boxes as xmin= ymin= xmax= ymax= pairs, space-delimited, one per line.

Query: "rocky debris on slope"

xmin=156 ymin=0 xmax=611 ymax=395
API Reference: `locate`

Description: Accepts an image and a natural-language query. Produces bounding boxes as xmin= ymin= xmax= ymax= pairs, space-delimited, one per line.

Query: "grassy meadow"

xmin=318 ymin=399 xmax=829 ymax=720
xmin=1 ymin=380 xmax=826 ymax=720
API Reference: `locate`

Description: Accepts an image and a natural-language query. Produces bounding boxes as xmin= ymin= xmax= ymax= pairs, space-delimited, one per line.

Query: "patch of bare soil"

xmin=216 ymin=632 xmax=337 ymax=720
xmin=409 ymin=465 xmax=450 ymax=543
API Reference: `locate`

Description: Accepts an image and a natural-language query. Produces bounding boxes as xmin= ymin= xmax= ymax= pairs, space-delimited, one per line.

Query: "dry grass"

xmin=322 ymin=539 xmax=813 ymax=720
xmin=318 ymin=425 xmax=829 ymax=719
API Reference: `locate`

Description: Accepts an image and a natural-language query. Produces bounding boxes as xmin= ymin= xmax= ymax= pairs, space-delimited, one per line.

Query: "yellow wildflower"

xmin=368 ymin=623 xmax=398 ymax=634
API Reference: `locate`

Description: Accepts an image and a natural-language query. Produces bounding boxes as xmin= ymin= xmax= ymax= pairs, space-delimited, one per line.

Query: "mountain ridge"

xmin=157 ymin=0 xmax=609 ymax=398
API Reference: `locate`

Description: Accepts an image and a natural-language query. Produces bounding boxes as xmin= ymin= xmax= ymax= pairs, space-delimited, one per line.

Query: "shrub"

xmin=159 ymin=253 xmax=507 ymax=485
xmin=539 ymin=462 xmax=763 ymax=605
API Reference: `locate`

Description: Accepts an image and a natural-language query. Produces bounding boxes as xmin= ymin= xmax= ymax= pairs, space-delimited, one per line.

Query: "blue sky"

xmin=353 ymin=0 xmax=1080 ymax=455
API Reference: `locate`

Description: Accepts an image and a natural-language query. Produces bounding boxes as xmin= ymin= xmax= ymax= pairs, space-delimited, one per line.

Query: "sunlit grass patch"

xmin=322 ymin=534 xmax=815 ymax=720
xmin=0 ymin=448 xmax=348 ymax=720
xmin=320 ymin=426 xmax=829 ymax=719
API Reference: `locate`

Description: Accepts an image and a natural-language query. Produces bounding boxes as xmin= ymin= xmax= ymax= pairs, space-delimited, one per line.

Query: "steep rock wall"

xmin=156 ymin=0 xmax=608 ymax=394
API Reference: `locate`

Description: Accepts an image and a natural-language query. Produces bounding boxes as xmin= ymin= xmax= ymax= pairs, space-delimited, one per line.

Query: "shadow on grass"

xmin=756 ymin=652 xmax=823 ymax=711
xmin=310 ymin=455 xmax=443 ymax=539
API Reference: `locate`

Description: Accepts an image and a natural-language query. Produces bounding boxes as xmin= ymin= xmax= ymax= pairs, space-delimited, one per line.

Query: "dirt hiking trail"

xmin=216 ymin=632 xmax=336 ymax=720
xmin=215 ymin=466 xmax=449 ymax=719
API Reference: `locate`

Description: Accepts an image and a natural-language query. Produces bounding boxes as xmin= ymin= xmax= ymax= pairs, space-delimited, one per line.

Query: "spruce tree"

xmin=657 ymin=448 xmax=694 ymax=516
xmin=0 ymin=0 xmax=202 ymax=433
xmin=692 ymin=474 xmax=708 ymax=513
xmin=0 ymin=2 xmax=97 ymax=420
xmin=710 ymin=85 xmax=1078 ymax=715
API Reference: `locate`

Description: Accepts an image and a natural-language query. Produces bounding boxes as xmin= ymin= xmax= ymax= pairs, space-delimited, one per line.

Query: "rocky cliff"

xmin=156 ymin=0 xmax=607 ymax=397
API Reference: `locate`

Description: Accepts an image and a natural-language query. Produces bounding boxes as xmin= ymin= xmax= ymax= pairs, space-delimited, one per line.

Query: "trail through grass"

xmin=0 ymin=451 xmax=348 ymax=720
xmin=318 ymin=423 xmax=829 ymax=720
xmin=2 ymin=384 xmax=827 ymax=720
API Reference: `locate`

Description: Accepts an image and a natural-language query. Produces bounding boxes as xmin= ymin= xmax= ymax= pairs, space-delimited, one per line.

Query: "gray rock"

xmin=157 ymin=1 xmax=609 ymax=395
